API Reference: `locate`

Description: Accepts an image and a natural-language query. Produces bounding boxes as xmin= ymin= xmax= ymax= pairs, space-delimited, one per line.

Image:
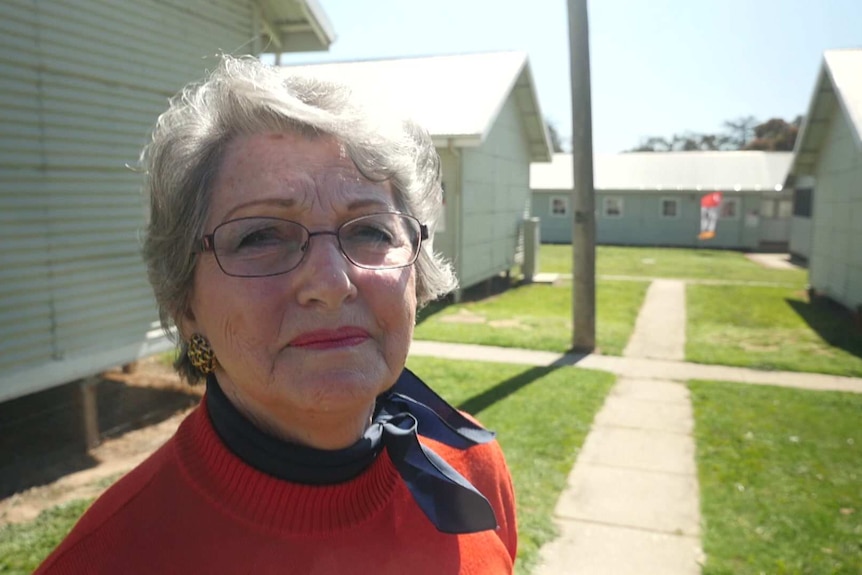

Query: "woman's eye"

xmin=349 ymin=225 xmax=396 ymax=244
xmin=238 ymin=228 xmax=282 ymax=248
xmin=216 ymin=219 xmax=307 ymax=257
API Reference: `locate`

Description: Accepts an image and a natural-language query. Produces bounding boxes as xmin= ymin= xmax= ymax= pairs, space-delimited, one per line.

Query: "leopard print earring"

xmin=187 ymin=333 xmax=217 ymax=375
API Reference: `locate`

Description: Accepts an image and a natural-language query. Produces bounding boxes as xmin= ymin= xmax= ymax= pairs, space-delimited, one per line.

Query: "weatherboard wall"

xmin=532 ymin=189 xmax=764 ymax=249
xmin=808 ymin=106 xmax=862 ymax=311
xmin=789 ymin=217 xmax=812 ymax=261
xmin=0 ymin=0 xmax=262 ymax=402
xmin=456 ymin=95 xmax=532 ymax=290
xmin=789 ymin=175 xmax=815 ymax=261
xmin=530 ymin=191 xmax=572 ymax=244
xmin=434 ymin=146 xmax=461 ymax=279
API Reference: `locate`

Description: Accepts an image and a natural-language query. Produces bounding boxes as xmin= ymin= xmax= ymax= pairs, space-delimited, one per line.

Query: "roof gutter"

xmin=300 ymin=0 xmax=336 ymax=48
xmin=431 ymin=135 xmax=481 ymax=149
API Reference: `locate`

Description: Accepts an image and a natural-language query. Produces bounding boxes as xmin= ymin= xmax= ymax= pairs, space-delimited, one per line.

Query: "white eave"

xmin=257 ymin=0 xmax=335 ymax=54
xmin=790 ymin=49 xmax=862 ymax=178
xmin=531 ymin=151 xmax=793 ymax=193
xmin=279 ymin=51 xmax=553 ymax=162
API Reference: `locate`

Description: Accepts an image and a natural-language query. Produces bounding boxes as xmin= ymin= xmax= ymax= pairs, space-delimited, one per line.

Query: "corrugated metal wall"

xmin=0 ymin=0 xmax=257 ymax=402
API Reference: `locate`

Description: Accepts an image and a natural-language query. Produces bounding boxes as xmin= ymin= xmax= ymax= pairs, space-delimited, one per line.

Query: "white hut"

xmin=788 ymin=49 xmax=862 ymax=313
xmin=280 ymin=52 xmax=552 ymax=296
xmin=531 ymin=151 xmax=793 ymax=249
xmin=0 ymin=0 xmax=334 ymax=404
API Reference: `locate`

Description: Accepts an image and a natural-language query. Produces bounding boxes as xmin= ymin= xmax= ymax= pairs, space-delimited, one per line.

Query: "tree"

xmin=744 ymin=116 xmax=801 ymax=151
xmin=627 ymin=115 xmax=801 ymax=153
xmin=722 ymin=115 xmax=759 ymax=148
xmin=630 ymin=132 xmax=730 ymax=152
xmin=697 ymin=133 xmax=732 ymax=151
xmin=630 ymin=136 xmax=672 ymax=152
xmin=545 ymin=120 xmax=566 ymax=153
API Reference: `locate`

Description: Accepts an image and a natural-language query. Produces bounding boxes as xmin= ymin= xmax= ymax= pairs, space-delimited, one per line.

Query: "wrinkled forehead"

xmin=273 ymin=170 xmax=396 ymax=212
xmin=206 ymin=131 xmax=397 ymax=225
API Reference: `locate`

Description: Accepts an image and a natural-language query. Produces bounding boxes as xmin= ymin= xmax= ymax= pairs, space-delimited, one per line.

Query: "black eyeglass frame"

xmin=198 ymin=212 xmax=429 ymax=278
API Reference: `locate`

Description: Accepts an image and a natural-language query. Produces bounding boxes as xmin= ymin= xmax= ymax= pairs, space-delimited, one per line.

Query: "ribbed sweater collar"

xmin=174 ymin=403 xmax=400 ymax=535
xmin=174 ymin=369 xmax=499 ymax=535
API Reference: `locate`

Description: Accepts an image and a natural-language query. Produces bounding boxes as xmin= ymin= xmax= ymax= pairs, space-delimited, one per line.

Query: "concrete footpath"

xmin=538 ymin=278 xmax=701 ymax=574
xmin=409 ymin=278 xmax=862 ymax=575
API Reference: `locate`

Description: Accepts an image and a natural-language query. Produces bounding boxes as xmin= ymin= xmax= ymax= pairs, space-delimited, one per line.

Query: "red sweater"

xmin=36 ymin=402 xmax=517 ymax=574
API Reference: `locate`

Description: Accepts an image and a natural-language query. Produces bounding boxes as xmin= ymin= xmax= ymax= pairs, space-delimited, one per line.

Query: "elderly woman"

xmin=36 ymin=56 xmax=517 ymax=574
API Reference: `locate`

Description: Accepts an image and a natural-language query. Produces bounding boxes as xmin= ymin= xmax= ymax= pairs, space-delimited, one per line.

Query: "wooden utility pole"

xmin=568 ymin=0 xmax=596 ymax=352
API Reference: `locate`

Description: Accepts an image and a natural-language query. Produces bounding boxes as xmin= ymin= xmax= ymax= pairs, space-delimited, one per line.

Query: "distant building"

xmin=530 ymin=151 xmax=793 ymax=250
xmin=280 ymin=52 xmax=552 ymax=296
xmin=0 ymin=0 xmax=334 ymax=403
xmin=788 ymin=49 xmax=862 ymax=314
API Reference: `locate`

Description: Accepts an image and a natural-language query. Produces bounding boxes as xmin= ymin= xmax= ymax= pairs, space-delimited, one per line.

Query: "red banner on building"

xmin=698 ymin=191 xmax=723 ymax=240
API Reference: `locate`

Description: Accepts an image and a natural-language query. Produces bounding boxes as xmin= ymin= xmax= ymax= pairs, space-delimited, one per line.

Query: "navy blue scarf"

xmin=206 ymin=368 xmax=498 ymax=534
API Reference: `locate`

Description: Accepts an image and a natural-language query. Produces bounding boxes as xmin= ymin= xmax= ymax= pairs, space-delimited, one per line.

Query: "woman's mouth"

xmin=288 ymin=327 xmax=370 ymax=350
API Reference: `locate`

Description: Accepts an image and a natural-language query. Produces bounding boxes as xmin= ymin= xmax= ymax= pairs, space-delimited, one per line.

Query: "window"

xmin=660 ymin=198 xmax=679 ymax=218
xmin=603 ymin=197 xmax=624 ymax=218
xmin=793 ymin=188 xmax=812 ymax=217
xmin=720 ymin=198 xmax=739 ymax=219
xmin=761 ymin=198 xmax=793 ymax=219
xmin=550 ymin=195 xmax=569 ymax=217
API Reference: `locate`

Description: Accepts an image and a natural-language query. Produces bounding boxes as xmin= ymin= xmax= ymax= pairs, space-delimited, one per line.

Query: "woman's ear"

xmin=175 ymin=306 xmax=198 ymax=341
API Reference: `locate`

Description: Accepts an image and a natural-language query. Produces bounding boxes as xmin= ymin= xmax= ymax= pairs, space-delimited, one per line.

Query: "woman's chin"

xmin=279 ymin=368 xmax=389 ymax=412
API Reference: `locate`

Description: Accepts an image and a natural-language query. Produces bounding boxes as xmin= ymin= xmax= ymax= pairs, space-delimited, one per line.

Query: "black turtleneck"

xmin=204 ymin=368 xmax=500 ymax=534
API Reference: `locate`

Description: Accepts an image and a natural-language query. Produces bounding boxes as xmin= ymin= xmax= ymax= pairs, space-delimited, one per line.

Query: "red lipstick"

xmin=288 ymin=327 xmax=370 ymax=350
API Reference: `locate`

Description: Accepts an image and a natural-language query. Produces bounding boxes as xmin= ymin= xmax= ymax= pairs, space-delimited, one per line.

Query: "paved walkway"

xmin=531 ymin=377 xmax=703 ymax=574
xmin=623 ymin=279 xmax=686 ymax=361
xmin=410 ymin=275 xmax=862 ymax=574
xmin=409 ymin=341 xmax=862 ymax=394
xmin=540 ymin=278 xmax=700 ymax=574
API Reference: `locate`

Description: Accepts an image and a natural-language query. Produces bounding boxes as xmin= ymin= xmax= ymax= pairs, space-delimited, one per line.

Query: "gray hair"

xmin=141 ymin=55 xmax=457 ymax=383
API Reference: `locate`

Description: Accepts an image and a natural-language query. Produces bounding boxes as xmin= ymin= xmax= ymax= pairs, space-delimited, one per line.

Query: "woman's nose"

xmin=293 ymin=234 xmax=358 ymax=308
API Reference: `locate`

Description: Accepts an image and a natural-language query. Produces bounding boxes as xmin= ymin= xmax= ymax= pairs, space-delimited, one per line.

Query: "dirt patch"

xmin=745 ymin=253 xmax=805 ymax=270
xmin=438 ymin=310 xmax=528 ymax=330
xmin=488 ymin=319 xmax=527 ymax=329
xmin=440 ymin=309 xmax=486 ymax=324
xmin=0 ymin=356 xmax=200 ymax=526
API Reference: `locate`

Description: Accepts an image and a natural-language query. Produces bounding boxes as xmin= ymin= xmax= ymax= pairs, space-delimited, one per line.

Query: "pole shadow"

xmin=457 ymin=356 xmax=578 ymax=415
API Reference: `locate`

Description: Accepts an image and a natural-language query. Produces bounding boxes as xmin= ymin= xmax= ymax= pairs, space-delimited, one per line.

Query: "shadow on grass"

xmin=457 ymin=357 xmax=575 ymax=415
xmin=787 ymin=296 xmax=862 ymax=360
xmin=0 ymin=376 xmax=200 ymax=499
xmin=416 ymin=298 xmax=451 ymax=325
xmin=416 ymin=274 xmax=535 ymax=327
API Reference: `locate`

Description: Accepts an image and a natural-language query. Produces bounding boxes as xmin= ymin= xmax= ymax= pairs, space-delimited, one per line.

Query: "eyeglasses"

xmin=198 ymin=212 xmax=428 ymax=278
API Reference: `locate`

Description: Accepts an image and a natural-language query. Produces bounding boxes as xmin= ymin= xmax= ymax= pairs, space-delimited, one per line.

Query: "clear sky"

xmin=269 ymin=0 xmax=862 ymax=153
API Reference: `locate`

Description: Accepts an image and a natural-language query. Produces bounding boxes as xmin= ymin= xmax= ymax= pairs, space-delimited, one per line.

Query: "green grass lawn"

xmin=415 ymin=279 xmax=648 ymax=355
xmin=408 ymin=357 xmax=614 ymax=575
xmin=0 ymin=499 xmax=91 ymax=574
xmin=690 ymin=380 xmax=862 ymax=574
xmin=0 ymin=358 xmax=614 ymax=575
xmin=687 ymin=284 xmax=862 ymax=377
xmin=541 ymin=244 xmax=808 ymax=285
